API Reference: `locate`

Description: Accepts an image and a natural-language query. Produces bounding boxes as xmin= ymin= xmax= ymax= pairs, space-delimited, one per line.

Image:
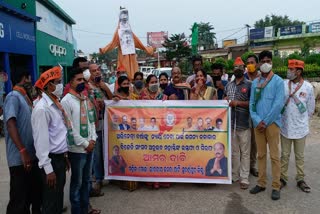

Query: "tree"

xmin=254 ymin=14 xmax=305 ymax=30
xmin=191 ymin=22 xmax=216 ymax=50
xmin=92 ymin=49 xmax=118 ymax=64
xmin=162 ymin=33 xmax=191 ymax=62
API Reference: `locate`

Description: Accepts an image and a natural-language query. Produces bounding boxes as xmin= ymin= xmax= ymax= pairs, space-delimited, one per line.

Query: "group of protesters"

xmin=2 ymin=49 xmax=315 ymax=213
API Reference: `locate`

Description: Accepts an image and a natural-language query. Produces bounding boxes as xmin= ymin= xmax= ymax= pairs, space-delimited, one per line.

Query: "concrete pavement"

xmin=1 ymin=117 xmax=319 ymax=214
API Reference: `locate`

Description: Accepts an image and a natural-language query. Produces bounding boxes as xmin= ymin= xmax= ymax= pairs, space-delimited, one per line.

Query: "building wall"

xmin=3 ymin=0 xmax=36 ymax=15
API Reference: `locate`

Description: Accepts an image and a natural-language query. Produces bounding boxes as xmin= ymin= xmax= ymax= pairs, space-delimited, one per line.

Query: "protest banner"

xmin=104 ymin=100 xmax=231 ymax=184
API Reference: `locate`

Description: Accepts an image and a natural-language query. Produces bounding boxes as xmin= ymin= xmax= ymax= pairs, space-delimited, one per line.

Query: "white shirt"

xmin=281 ymin=80 xmax=315 ymax=139
xmin=61 ymin=93 xmax=97 ymax=153
xmin=31 ymin=93 xmax=68 ymax=174
xmin=148 ymin=125 xmax=159 ymax=131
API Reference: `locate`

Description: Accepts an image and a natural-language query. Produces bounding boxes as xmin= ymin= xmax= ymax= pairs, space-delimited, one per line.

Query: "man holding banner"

xmin=224 ymin=58 xmax=252 ymax=189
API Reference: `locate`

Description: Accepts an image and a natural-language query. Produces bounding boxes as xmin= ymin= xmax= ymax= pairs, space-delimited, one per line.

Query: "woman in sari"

xmin=139 ymin=74 xmax=163 ymax=100
xmin=139 ymin=74 xmax=170 ymax=189
xmin=112 ymin=76 xmax=138 ymax=191
xmin=190 ymin=68 xmax=217 ymax=100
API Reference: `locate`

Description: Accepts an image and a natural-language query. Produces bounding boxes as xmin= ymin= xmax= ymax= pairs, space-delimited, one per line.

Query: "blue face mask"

xmin=76 ymin=82 xmax=85 ymax=93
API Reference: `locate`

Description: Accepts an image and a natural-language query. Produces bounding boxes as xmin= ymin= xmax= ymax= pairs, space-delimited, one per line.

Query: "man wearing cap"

xmin=32 ymin=66 xmax=69 ymax=214
xmin=4 ymin=68 xmax=42 ymax=214
xmin=61 ymin=68 xmax=98 ymax=214
xmin=249 ymin=50 xmax=284 ymax=200
xmin=224 ymin=57 xmax=252 ymax=189
xmin=280 ymin=59 xmax=315 ymax=193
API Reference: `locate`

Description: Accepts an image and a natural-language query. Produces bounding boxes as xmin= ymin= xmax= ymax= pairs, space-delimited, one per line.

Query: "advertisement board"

xmin=147 ymin=32 xmax=168 ymax=48
xmin=104 ymin=100 xmax=232 ymax=184
xmin=280 ymin=25 xmax=302 ymax=36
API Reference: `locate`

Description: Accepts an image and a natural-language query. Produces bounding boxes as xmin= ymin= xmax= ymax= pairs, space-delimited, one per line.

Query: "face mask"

xmin=52 ymin=83 xmax=63 ymax=98
xmin=119 ymin=86 xmax=130 ymax=94
xmin=94 ymin=76 xmax=102 ymax=83
xmin=160 ymin=83 xmax=168 ymax=90
xmin=247 ymin=64 xmax=256 ymax=73
xmin=83 ymin=69 xmax=91 ymax=81
xmin=287 ymin=70 xmax=297 ymax=80
xmin=260 ymin=63 xmax=272 ymax=73
xmin=234 ymin=70 xmax=244 ymax=78
xmin=76 ymin=82 xmax=85 ymax=93
xmin=134 ymin=80 xmax=144 ymax=89
xmin=148 ymin=83 xmax=159 ymax=93
xmin=211 ymin=75 xmax=221 ymax=81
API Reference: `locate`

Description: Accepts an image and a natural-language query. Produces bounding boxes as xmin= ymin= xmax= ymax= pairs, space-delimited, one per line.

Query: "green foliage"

xmin=163 ymin=33 xmax=191 ymax=61
xmin=92 ymin=49 xmax=118 ymax=64
xmin=305 ymin=54 xmax=320 ymax=66
xmin=254 ymin=14 xmax=305 ymax=29
xmin=287 ymin=52 xmax=303 ymax=61
xmin=241 ymin=51 xmax=255 ymax=63
xmin=202 ymin=61 xmax=212 ymax=73
xmin=213 ymin=57 xmax=227 ymax=67
xmin=190 ymin=22 xmax=216 ymax=50
xmin=272 ymin=56 xmax=285 ymax=68
xmin=226 ymin=59 xmax=235 ymax=71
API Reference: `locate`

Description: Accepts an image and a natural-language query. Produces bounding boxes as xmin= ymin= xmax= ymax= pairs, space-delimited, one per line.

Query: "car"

xmin=151 ymin=67 xmax=172 ymax=79
xmin=140 ymin=66 xmax=155 ymax=79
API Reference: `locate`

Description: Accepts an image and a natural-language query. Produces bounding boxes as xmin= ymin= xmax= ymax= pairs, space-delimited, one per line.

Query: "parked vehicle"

xmin=140 ymin=66 xmax=155 ymax=79
xmin=151 ymin=67 xmax=172 ymax=79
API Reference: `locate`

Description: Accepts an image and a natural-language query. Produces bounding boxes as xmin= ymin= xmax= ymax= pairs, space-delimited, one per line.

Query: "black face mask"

xmin=76 ymin=82 xmax=85 ymax=93
xmin=234 ymin=70 xmax=244 ymax=79
xmin=211 ymin=75 xmax=221 ymax=82
xmin=134 ymin=80 xmax=144 ymax=89
xmin=160 ymin=83 xmax=168 ymax=90
xmin=119 ymin=86 xmax=130 ymax=94
xmin=94 ymin=76 xmax=102 ymax=83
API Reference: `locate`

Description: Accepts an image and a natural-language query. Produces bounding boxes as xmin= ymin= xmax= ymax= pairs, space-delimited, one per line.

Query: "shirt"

xmin=61 ymin=93 xmax=97 ymax=153
xmin=163 ymin=83 xmax=185 ymax=100
xmin=31 ymin=93 xmax=68 ymax=174
xmin=281 ymin=80 xmax=315 ymax=139
xmin=249 ymin=74 xmax=285 ymax=128
xmin=3 ymin=91 xmax=36 ymax=167
xmin=225 ymin=78 xmax=251 ymax=130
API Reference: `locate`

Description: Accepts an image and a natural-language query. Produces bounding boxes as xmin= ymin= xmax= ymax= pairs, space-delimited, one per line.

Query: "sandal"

xmin=88 ymin=208 xmax=101 ymax=214
xmin=280 ymin=178 xmax=287 ymax=189
xmin=240 ymin=182 xmax=249 ymax=190
xmin=90 ymin=188 xmax=104 ymax=197
xmin=297 ymin=180 xmax=311 ymax=193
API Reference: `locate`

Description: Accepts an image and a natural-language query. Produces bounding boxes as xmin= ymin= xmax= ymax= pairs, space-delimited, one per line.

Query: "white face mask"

xmin=260 ymin=63 xmax=272 ymax=73
xmin=52 ymin=83 xmax=63 ymax=98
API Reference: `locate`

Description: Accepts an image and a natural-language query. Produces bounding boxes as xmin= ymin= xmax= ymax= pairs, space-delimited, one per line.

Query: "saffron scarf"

xmin=68 ymin=89 xmax=96 ymax=138
xmin=13 ymin=85 xmax=33 ymax=109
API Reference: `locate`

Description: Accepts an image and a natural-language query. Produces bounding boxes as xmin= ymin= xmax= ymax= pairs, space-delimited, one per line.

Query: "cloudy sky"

xmin=54 ymin=0 xmax=320 ymax=54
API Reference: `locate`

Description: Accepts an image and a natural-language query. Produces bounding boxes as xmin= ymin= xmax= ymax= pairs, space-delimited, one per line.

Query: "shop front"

xmin=36 ymin=0 xmax=76 ymax=83
xmin=0 ymin=2 xmax=39 ymax=94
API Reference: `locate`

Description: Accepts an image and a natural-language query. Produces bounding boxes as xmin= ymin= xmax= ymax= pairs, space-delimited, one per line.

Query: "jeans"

xmin=42 ymin=154 xmax=66 ymax=214
xmin=7 ymin=162 xmax=42 ymax=214
xmin=93 ymin=131 xmax=104 ymax=182
xmin=69 ymin=152 xmax=93 ymax=214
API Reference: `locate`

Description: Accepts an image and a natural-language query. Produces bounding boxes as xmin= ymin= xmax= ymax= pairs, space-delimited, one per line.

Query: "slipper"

xmin=297 ymin=180 xmax=311 ymax=193
xmin=240 ymin=182 xmax=249 ymax=190
xmin=88 ymin=208 xmax=101 ymax=214
xmin=90 ymin=189 xmax=104 ymax=197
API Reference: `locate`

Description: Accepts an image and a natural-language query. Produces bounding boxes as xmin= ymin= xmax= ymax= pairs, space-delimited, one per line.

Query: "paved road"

xmin=1 ymin=118 xmax=319 ymax=214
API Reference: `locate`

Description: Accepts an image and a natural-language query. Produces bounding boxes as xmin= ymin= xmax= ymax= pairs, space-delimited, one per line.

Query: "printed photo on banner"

xmin=104 ymin=100 xmax=231 ymax=184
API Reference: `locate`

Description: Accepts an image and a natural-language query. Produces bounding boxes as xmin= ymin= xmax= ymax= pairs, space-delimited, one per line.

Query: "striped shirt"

xmin=224 ymin=78 xmax=251 ymax=130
